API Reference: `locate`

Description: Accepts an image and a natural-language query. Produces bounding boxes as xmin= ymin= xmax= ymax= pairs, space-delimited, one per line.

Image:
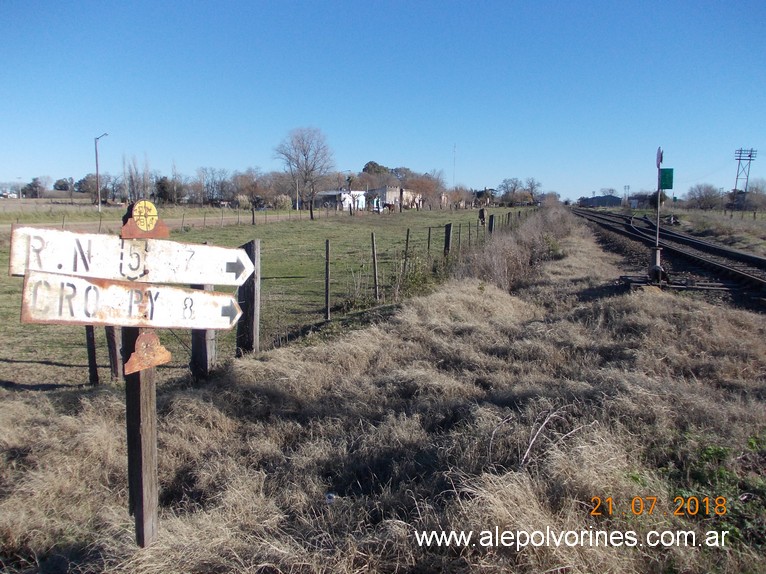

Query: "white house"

xmin=314 ymin=190 xmax=367 ymax=211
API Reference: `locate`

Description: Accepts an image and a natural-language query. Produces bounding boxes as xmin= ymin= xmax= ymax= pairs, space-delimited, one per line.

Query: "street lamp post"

xmin=95 ymin=132 xmax=108 ymax=212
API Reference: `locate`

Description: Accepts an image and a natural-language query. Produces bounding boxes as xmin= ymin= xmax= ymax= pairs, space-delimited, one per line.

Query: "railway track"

xmin=571 ymin=208 xmax=766 ymax=292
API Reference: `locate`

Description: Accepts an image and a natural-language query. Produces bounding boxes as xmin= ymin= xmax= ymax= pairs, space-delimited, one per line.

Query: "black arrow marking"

xmin=226 ymin=258 xmax=246 ymax=280
xmin=221 ymin=301 xmax=239 ymax=324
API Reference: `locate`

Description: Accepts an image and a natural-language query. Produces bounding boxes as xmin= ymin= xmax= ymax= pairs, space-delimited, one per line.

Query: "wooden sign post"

xmin=121 ymin=201 xmax=163 ymax=548
xmin=10 ymin=200 xmax=253 ymax=547
xmin=235 ymin=240 xmax=261 ymax=355
xmin=123 ymin=325 xmax=159 ymax=547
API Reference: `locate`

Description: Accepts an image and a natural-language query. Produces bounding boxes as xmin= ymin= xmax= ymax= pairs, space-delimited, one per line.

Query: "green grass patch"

xmin=0 ymin=207 xmax=529 ymax=386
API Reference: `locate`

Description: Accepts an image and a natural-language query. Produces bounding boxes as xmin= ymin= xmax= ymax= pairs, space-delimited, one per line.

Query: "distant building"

xmin=314 ymin=190 xmax=366 ymax=211
xmin=627 ymin=193 xmax=654 ymax=209
xmin=578 ymin=194 xmax=622 ymax=208
xmin=475 ymin=188 xmax=496 ymax=206
xmin=368 ymin=186 xmax=421 ymax=208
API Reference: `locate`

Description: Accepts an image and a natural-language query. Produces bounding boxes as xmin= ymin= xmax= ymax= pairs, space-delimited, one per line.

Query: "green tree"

xmin=391 ymin=166 xmax=414 ymax=184
xmin=21 ymin=177 xmax=46 ymax=198
xmin=53 ymin=178 xmax=72 ymax=192
xmin=75 ymin=174 xmax=98 ymax=202
xmin=54 ymin=177 xmax=76 ymax=203
xmin=155 ymin=176 xmax=173 ymax=204
xmin=362 ymin=160 xmax=390 ymax=175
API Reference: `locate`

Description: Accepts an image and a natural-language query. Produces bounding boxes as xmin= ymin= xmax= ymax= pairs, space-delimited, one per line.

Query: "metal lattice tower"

xmin=734 ymin=148 xmax=757 ymax=192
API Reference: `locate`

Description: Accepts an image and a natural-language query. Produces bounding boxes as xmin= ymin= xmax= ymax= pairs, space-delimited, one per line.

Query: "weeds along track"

xmin=572 ymin=208 xmax=766 ymax=291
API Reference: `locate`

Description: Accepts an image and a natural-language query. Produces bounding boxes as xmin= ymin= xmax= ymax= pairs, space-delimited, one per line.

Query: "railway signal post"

xmin=651 ymin=148 xmax=673 ymax=284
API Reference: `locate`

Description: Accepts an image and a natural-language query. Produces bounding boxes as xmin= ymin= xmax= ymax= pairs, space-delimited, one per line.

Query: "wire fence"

xmin=0 ymin=208 xmax=529 ymax=385
xmin=254 ymin=211 xmax=525 ymax=349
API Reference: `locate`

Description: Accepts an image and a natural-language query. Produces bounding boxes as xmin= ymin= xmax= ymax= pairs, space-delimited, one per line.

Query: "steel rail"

xmin=571 ymin=208 xmax=766 ymax=290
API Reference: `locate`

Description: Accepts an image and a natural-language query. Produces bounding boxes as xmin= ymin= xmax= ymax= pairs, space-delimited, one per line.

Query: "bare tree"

xmin=540 ymin=191 xmax=561 ymax=206
xmin=196 ymin=167 xmax=230 ymax=204
xmin=686 ymin=183 xmax=722 ymax=210
xmin=123 ymin=156 xmax=151 ymax=202
xmin=525 ymin=177 xmax=542 ymax=203
xmin=408 ymin=170 xmax=446 ymax=209
xmin=745 ymin=177 xmax=766 ymax=211
xmin=110 ymin=174 xmax=126 ymax=202
xmin=498 ymin=177 xmax=523 ymax=205
xmin=260 ymin=170 xmax=292 ymax=207
xmin=232 ymin=168 xmax=263 ymax=209
xmin=275 ymin=127 xmax=335 ymax=220
xmin=171 ymin=163 xmax=185 ymax=205
xmin=449 ymin=185 xmax=472 ymax=208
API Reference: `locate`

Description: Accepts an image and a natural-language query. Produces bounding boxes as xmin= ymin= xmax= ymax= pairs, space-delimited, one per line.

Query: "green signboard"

xmin=660 ymin=168 xmax=674 ymax=190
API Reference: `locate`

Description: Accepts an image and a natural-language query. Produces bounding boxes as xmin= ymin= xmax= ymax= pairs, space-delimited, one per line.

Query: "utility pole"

xmin=655 ymin=147 xmax=663 ymax=248
xmin=452 ymin=143 xmax=456 ymax=189
xmin=650 ymin=147 xmax=664 ymax=283
xmin=95 ymin=133 xmax=108 ymax=213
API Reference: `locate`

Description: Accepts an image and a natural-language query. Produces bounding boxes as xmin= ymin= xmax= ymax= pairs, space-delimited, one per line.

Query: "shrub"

xmin=273 ymin=194 xmax=292 ymax=210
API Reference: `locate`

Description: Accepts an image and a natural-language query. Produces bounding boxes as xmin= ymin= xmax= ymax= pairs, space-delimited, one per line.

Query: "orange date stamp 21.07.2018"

xmin=590 ymin=496 xmax=727 ymax=517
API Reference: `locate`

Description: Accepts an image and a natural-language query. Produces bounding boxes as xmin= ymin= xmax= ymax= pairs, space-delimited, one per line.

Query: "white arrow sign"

xmin=10 ymin=227 xmax=254 ymax=286
xmin=22 ymin=271 xmax=242 ymax=330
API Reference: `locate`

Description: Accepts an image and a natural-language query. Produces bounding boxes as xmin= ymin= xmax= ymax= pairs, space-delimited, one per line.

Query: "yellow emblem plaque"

xmin=132 ymin=200 xmax=158 ymax=232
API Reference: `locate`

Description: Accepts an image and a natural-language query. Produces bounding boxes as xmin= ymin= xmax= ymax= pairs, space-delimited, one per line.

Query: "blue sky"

xmin=1 ymin=0 xmax=764 ymax=200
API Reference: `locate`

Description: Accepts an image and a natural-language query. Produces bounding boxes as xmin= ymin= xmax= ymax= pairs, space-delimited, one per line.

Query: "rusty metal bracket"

xmin=124 ymin=331 xmax=172 ymax=375
xmin=121 ymin=218 xmax=170 ymax=239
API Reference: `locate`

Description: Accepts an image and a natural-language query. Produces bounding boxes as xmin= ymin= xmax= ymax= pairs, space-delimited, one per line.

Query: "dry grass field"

xmin=653 ymin=207 xmax=766 ymax=256
xmin=676 ymin=211 xmax=766 ymax=256
xmin=1 ymin=208 xmax=764 ymax=573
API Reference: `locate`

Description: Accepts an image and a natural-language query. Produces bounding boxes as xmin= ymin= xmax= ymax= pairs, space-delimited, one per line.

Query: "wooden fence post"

xmin=488 ymin=214 xmax=495 ymax=234
xmin=85 ymin=326 xmax=99 ymax=385
xmin=427 ymin=227 xmax=431 ymax=255
xmin=325 ymin=239 xmax=331 ymax=321
xmin=371 ymin=232 xmax=380 ymax=301
xmin=444 ymin=223 xmax=453 ymax=257
xmin=402 ymin=229 xmax=410 ymax=278
xmin=236 ymin=239 xmax=261 ymax=355
xmin=190 ymin=284 xmax=216 ymax=379
xmin=123 ymin=326 xmax=158 ymax=548
xmin=105 ymin=326 xmax=123 ymax=380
